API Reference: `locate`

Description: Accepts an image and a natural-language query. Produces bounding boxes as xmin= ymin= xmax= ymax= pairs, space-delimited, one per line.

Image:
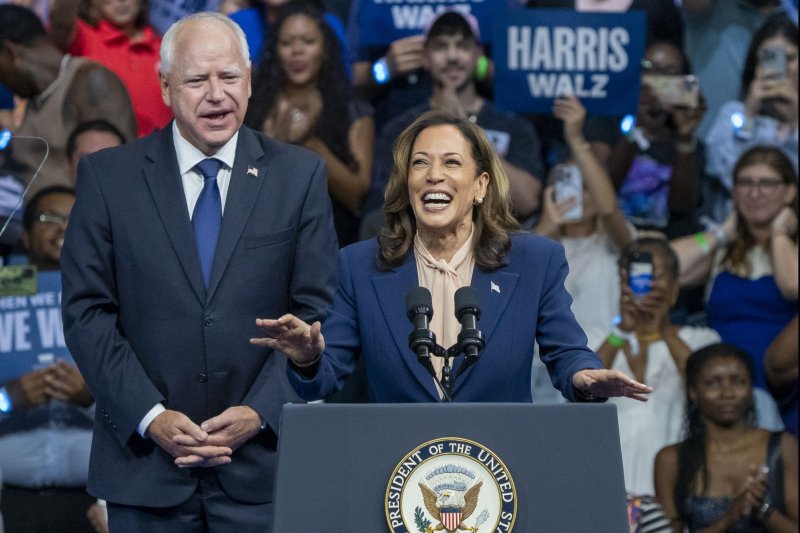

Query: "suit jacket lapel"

xmin=143 ymin=127 xmax=206 ymax=303
xmin=206 ymin=127 xmax=266 ymax=302
xmin=372 ymin=256 xmax=441 ymax=400
xmin=453 ymin=266 xmax=518 ymax=393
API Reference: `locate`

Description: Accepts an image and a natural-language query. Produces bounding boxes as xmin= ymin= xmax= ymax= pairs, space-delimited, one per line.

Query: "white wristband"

xmin=713 ymin=225 xmax=729 ymax=247
xmin=613 ymin=326 xmax=639 ymax=356
xmin=611 ymin=325 xmax=634 ymax=341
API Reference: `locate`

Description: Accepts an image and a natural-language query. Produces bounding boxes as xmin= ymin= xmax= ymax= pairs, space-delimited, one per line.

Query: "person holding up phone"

xmin=534 ymin=96 xmax=634 ymax=333
xmin=530 ymin=95 xmax=637 ymax=404
xmin=605 ymin=39 xmax=707 ymax=238
xmin=704 ymin=12 xmax=798 ymax=224
xmin=591 ymin=237 xmax=721 ymax=497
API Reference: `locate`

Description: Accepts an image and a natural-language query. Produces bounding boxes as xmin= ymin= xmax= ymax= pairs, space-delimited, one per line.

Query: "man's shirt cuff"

xmin=138 ymin=403 xmax=165 ymax=437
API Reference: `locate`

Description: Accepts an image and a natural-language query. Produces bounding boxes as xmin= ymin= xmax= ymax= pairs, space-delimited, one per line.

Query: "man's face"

xmin=160 ymin=19 xmax=251 ymax=155
xmin=22 ymin=192 xmax=75 ymax=271
xmin=425 ymin=32 xmax=479 ymax=92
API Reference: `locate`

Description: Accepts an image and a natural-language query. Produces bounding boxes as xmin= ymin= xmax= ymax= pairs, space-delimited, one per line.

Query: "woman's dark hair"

xmin=644 ymin=39 xmax=693 ymax=76
xmin=740 ymin=12 xmax=798 ymax=101
xmin=134 ymin=0 xmax=149 ymax=31
xmin=245 ymin=0 xmax=356 ymax=172
xmin=120 ymin=0 xmax=149 ymax=31
xmin=723 ymin=145 xmax=798 ymax=276
xmin=378 ymin=110 xmax=519 ymax=270
xmin=641 ymin=40 xmax=693 ymax=133
xmin=674 ymin=343 xmax=756 ymax=519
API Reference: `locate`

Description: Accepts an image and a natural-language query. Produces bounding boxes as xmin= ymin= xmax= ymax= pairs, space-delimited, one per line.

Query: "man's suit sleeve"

xmin=535 ymin=242 xmax=602 ymax=402
xmin=242 ymin=153 xmax=338 ymax=430
xmin=61 ymin=158 xmax=165 ymax=445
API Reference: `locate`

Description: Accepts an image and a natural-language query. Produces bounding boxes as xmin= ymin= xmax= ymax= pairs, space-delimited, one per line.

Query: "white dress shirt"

xmin=137 ymin=123 xmax=240 ymax=437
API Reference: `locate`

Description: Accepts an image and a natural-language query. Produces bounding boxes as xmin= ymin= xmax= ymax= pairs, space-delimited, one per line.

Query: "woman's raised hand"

xmin=251 ymin=314 xmax=325 ymax=366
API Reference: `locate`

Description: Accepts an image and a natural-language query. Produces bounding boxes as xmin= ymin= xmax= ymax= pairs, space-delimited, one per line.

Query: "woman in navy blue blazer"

xmin=253 ymin=111 xmax=651 ymax=403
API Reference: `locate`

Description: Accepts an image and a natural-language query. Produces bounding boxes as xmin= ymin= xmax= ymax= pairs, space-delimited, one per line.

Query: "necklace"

xmin=637 ymin=332 xmax=662 ymax=343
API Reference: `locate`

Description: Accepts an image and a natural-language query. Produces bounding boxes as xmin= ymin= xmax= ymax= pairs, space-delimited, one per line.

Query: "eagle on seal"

xmin=419 ymin=480 xmax=483 ymax=533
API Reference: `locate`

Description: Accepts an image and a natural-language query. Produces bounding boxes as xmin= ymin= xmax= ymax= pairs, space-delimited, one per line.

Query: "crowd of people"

xmin=0 ymin=0 xmax=797 ymax=531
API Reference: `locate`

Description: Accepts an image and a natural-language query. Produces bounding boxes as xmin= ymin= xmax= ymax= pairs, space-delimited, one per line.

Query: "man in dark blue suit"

xmin=60 ymin=11 xmax=337 ymax=532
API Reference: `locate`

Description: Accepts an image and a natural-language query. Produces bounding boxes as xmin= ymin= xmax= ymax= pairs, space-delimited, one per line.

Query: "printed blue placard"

xmin=0 ymin=271 xmax=72 ymax=383
xmin=353 ymin=0 xmax=495 ymax=48
xmin=493 ymin=9 xmax=646 ymax=116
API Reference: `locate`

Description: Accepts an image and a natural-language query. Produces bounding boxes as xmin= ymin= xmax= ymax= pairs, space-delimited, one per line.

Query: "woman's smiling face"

xmin=407 ymin=124 xmax=488 ymax=241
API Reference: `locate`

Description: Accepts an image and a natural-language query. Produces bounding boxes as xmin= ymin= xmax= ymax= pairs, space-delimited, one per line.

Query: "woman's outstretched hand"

xmin=251 ymin=314 xmax=325 ymax=366
xmin=573 ymin=369 xmax=653 ymax=402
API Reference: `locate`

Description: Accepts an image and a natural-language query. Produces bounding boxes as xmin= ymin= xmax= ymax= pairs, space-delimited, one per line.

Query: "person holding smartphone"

xmin=601 ymin=39 xmax=706 ymax=240
xmin=591 ymin=237 xmax=721 ymax=497
xmin=534 ymin=96 xmax=634 ymax=333
xmin=704 ymin=12 xmax=798 ymax=224
xmin=531 ymin=96 xmax=636 ymax=404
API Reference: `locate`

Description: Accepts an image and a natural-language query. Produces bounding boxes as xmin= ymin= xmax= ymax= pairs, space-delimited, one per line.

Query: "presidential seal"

xmin=385 ymin=437 xmax=517 ymax=533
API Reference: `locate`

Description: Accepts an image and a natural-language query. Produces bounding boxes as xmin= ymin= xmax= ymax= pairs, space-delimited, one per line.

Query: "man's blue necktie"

xmin=193 ymin=158 xmax=223 ymax=287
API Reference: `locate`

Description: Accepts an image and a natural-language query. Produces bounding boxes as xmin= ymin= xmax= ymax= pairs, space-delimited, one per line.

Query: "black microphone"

xmin=455 ymin=286 xmax=484 ymax=368
xmin=406 ymin=287 xmax=437 ymax=377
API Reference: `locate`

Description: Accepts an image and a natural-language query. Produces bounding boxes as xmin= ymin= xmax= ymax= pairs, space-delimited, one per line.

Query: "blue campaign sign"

xmin=353 ymin=0 xmax=495 ymax=48
xmin=0 ymin=271 xmax=72 ymax=383
xmin=493 ymin=9 xmax=646 ymax=116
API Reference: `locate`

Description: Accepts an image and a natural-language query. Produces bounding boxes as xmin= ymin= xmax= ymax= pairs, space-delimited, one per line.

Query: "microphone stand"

xmin=429 ymin=344 xmax=466 ymax=403
xmin=407 ymin=287 xmax=484 ymax=402
xmin=455 ymin=329 xmax=484 ymax=378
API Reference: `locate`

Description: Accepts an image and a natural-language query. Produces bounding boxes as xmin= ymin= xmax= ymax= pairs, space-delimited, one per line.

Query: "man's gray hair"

xmin=160 ymin=11 xmax=251 ymax=75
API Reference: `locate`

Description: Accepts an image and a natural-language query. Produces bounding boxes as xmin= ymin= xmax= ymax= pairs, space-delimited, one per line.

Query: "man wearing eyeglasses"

xmin=0 ymin=185 xmax=98 ymax=532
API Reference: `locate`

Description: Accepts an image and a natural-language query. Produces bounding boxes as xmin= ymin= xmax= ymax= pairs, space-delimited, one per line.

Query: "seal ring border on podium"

xmin=385 ymin=436 xmax=518 ymax=532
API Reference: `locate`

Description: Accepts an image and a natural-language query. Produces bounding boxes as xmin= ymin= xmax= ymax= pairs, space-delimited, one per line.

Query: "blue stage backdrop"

xmin=493 ymin=9 xmax=646 ymax=116
xmin=0 ymin=271 xmax=72 ymax=382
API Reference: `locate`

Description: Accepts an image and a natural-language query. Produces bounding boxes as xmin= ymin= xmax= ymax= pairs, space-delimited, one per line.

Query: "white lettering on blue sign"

xmin=390 ymin=3 xmax=471 ymax=30
xmin=527 ymin=73 xmax=609 ymax=98
xmin=0 ymin=311 xmax=32 ymax=352
xmin=507 ymin=26 xmax=629 ymax=73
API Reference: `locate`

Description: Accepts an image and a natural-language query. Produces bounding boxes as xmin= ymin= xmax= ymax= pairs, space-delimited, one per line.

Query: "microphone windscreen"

xmin=454 ymin=286 xmax=480 ymax=319
xmin=406 ymin=287 xmax=432 ymax=319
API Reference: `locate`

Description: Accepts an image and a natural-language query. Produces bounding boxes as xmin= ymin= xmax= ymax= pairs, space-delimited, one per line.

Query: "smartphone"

xmin=627 ymin=251 xmax=653 ymax=297
xmin=759 ymin=45 xmax=787 ymax=80
xmin=552 ymin=164 xmax=583 ymax=221
xmin=642 ymin=74 xmax=700 ymax=108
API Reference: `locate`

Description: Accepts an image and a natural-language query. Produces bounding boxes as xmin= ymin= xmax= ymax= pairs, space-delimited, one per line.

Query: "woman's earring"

xmin=473 ymin=197 xmax=483 ymax=206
